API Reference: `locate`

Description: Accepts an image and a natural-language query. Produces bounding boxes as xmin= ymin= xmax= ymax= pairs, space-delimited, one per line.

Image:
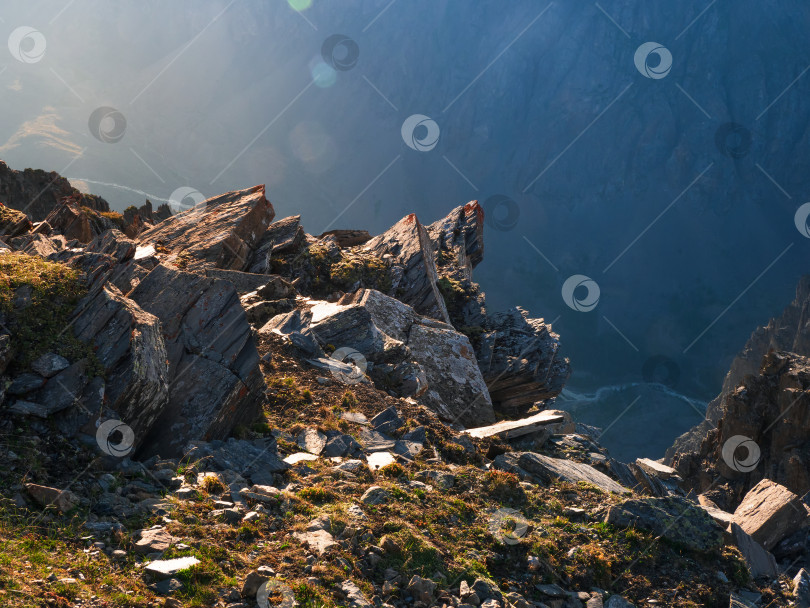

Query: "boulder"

xmin=732 ymin=479 xmax=807 ymax=550
xmin=137 ymin=185 xmax=275 ymax=272
xmin=604 ymin=496 xmax=725 ymax=552
xmin=127 ymin=264 xmax=264 ymax=457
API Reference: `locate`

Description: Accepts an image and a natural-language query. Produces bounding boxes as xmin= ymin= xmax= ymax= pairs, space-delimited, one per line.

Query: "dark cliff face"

xmin=0 ymin=161 xmax=109 ymax=221
xmin=3 ymin=0 xmax=810 ymax=416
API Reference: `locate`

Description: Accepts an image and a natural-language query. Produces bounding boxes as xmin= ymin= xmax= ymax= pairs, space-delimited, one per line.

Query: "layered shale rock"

xmin=137 ymin=185 xmax=275 ymax=272
xmin=127 ymin=264 xmax=265 ymax=457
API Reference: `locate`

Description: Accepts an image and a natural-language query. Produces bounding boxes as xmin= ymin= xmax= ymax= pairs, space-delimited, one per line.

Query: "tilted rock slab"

xmin=733 ymin=479 xmax=808 ymax=550
xmin=360 ymin=213 xmax=450 ymax=324
xmin=128 ymin=264 xmax=264 ymax=457
xmin=494 ymin=452 xmax=629 ymax=494
xmin=137 ymin=185 xmax=275 ymax=272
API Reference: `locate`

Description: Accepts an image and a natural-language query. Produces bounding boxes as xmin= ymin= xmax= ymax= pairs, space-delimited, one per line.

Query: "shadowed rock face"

xmin=667 ymin=276 xmax=810 ymax=464
xmin=673 ymin=350 xmax=810 ymax=507
xmin=128 ymin=264 xmax=264 ymax=458
xmin=0 ymin=160 xmax=110 ymax=222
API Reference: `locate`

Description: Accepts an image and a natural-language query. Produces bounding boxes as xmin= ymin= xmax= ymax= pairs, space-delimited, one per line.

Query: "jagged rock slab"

xmin=247 ymin=214 xmax=305 ymax=273
xmin=293 ymin=529 xmax=336 ymax=555
xmin=635 ymin=458 xmax=677 ymax=480
xmin=477 ymin=307 xmax=570 ymax=414
xmin=605 ymin=496 xmax=725 ymax=552
xmin=426 ymin=201 xmax=484 ymax=272
xmin=494 ymin=452 xmax=629 ymax=494
xmin=0 ymin=204 xmax=31 ymax=238
xmin=67 ymin=283 xmax=169 ymax=448
xmin=462 ymin=411 xmax=564 ymax=439
xmin=697 ymin=495 xmax=735 ymax=527
xmin=733 ymin=479 xmax=808 ymax=550
xmin=85 ymin=229 xmax=137 ymax=263
xmin=318 ymin=229 xmax=371 ymax=247
xmin=138 ymin=185 xmax=274 ymax=272
xmin=204 ymin=267 xmax=277 ymax=294
xmin=360 ymin=213 xmax=450 ymax=323
xmin=727 ymin=522 xmax=778 ymax=578
xmin=127 ymin=264 xmax=264 ymax=457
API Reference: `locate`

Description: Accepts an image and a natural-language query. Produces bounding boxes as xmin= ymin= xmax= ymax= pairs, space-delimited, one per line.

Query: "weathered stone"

xmin=247 ymin=215 xmax=306 ymax=274
xmin=496 ymin=452 xmax=628 ymax=494
xmin=69 ymin=283 xmax=169 ymax=450
xmin=85 ymin=229 xmax=137 ymax=263
xmin=0 ymin=203 xmax=32 ymax=237
xmin=30 ymin=352 xmax=70 ymax=378
xmin=794 ymin=568 xmax=810 ymax=608
xmin=605 ymin=597 xmax=635 ymax=608
xmin=185 ymin=440 xmax=287 ymax=482
xmin=727 ymin=522 xmax=777 ymax=578
xmin=733 ymin=479 xmax=807 ymax=550
xmin=369 ymin=406 xmax=404 ymax=435
xmin=318 ymin=229 xmax=371 ymax=247
xmin=128 ymin=264 xmax=264 ymax=457
xmin=361 ymin=486 xmax=391 ymax=505
xmin=134 ymin=527 xmax=175 ymax=555
xmin=24 ymin=483 xmax=78 ymax=512
xmin=7 ymin=373 xmax=46 ymax=395
xmin=339 ymin=580 xmax=373 ymax=608
xmin=462 ymin=411 xmax=564 ymax=439
xmin=293 ymin=529 xmax=336 ymax=555
xmin=145 ymin=556 xmax=200 ymax=580
xmin=297 ymin=428 xmax=327 ymax=455
xmin=635 ymin=458 xmax=677 ymax=480
xmin=360 ymin=213 xmax=450 ymax=323
xmin=406 ymin=575 xmax=436 ymax=603
xmin=366 ymin=452 xmax=396 ymax=470
xmin=203 ymin=268 xmax=277 ymax=295
xmin=283 ymin=452 xmax=318 ymax=465
xmin=138 ymin=185 xmax=275 ymax=272
xmin=605 ymin=496 xmax=724 ymax=552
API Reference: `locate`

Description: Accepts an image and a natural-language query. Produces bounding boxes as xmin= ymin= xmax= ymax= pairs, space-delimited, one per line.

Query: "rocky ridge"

xmin=0 ymin=164 xmax=807 ymax=607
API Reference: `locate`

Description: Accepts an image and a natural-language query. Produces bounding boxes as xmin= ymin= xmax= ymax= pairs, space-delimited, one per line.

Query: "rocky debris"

xmin=127 ymin=264 xmax=264 ymax=457
xmin=605 ymin=496 xmax=725 ymax=552
xmin=673 ymin=351 xmax=810 ymax=504
xmin=138 ymin=185 xmax=275 ymax=272
xmin=0 ymin=160 xmax=110 ymax=221
xmin=247 ymin=215 xmax=305 ymax=274
xmin=668 ymin=275 xmax=810 ymax=463
xmin=727 ymin=522 xmax=778 ymax=578
xmin=145 ymin=556 xmax=200 ymax=580
xmin=134 ymin=526 xmax=175 ymax=555
xmin=24 ymin=483 xmax=78 ymax=512
xmin=732 ymin=479 xmax=807 ymax=550
xmin=360 ymin=212 xmax=450 ymax=323
xmin=462 ymin=410 xmax=565 ymax=440
xmin=494 ymin=452 xmax=629 ymax=494
xmin=795 ymin=568 xmax=810 ymax=608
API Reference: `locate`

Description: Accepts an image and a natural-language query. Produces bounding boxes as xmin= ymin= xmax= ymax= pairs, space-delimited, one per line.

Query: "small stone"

xmin=8 ymin=373 xmax=46 ymax=395
xmin=298 ymin=428 xmax=327 ymax=455
xmin=242 ymin=511 xmax=260 ymax=523
xmin=406 ymin=575 xmax=436 ymax=603
xmin=370 ymin=406 xmax=404 ymax=435
xmin=145 ymin=556 xmax=200 ymax=580
xmin=794 ymin=568 xmax=810 ymax=608
xmin=24 ymin=483 xmax=78 ymax=513
xmin=152 ymin=577 xmax=184 ymax=595
xmin=367 ymin=452 xmax=396 ymax=471
xmin=361 ymin=486 xmax=391 ymax=505
xmin=134 ymin=527 xmax=175 ymax=555
xmin=31 ymin=353 xmax=70 ymax=378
